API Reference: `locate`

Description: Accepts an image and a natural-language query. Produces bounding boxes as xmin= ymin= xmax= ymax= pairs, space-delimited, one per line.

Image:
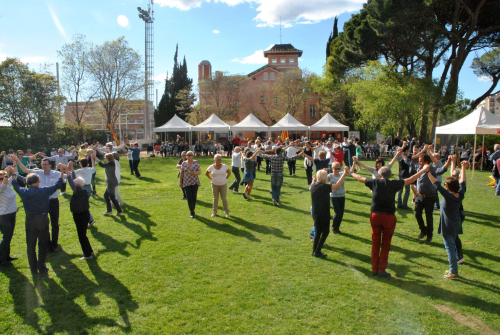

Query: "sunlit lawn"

xmin=0 ymin=156 xmax=499 ymax=334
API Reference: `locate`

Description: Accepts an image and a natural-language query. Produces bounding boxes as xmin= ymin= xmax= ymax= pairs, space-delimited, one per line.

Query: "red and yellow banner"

xmin=108 ymin=124 xmax=120 ymax=145
xmin=281 ymin=130 xmax=289 ymax=141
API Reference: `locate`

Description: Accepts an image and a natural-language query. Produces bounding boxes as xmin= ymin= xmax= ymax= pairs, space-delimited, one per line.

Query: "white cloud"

xmin=20 ymin=56 xmax=46 ymax=63
xmin=231 ymin=50 xmax=267 ymax=64
xmin=479 ymin=76 xmax=492 ymax=82
xmin=213 ymin=30 xmax=220 ymax=33
xmin=48 ymin=6 xmax=69 ymax=42
xmin=283 ymin=23 xmax=293 ymax=28
xmin=155 ymin=0 xmax=364 ymax=26
xmin=153 ymin=73 xmax=171 ymax=82
xmin=0 ymin=53 xmax=6 ymax=62
xmin=117 ymin=15 xmax=130 ymax=27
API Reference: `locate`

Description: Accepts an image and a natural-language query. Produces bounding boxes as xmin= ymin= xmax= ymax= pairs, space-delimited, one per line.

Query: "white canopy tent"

xmin=309 ymin=113 xmax=349 ymax=134
xmin=435 ymin=106 xmax=500 ymax=177
xmin=192 ymin=114 xmax=231 ymax=132
xmin=230 ymin=113 xmax=269 ymax=132
xmin=153 ymin=114 xmax=193 ymax=144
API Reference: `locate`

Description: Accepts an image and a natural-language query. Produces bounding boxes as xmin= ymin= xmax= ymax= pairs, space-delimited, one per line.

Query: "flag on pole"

xmin=281 ymin=130 xmax=289 ymax=141
xmin=108 ymin=124 xmax=120 ymax=145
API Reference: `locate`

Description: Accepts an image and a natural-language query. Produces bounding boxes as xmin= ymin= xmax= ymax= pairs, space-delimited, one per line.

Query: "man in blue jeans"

xmin=397 ymin=146 xmax=412 ymax=210
xmin=258 ymin=147 xmax=297 ymax=206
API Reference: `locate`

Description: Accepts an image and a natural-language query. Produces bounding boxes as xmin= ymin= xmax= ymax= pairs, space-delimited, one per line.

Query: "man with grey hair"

xmin=349 ymin=162 xmax=430 ymax=277
xmin=12 ymin=167 xmax=64 ymax=275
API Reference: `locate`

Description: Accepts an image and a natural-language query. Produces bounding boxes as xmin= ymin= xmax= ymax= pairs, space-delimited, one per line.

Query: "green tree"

xmin=326 ymin=17 xmax=338 ymax=60
xmin=0 ymin=58 xmax=60 ymax=139
xmin=470 ymin=47 xmax=500 ymax=110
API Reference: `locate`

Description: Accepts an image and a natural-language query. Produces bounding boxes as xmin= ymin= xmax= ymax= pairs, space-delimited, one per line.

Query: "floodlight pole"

xmin=138 ymin=1 xmax=155 ymax=142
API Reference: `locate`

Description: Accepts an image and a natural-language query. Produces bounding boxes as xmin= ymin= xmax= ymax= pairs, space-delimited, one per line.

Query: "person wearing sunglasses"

xmin=0 ymin=167 xmax=19 ymax=265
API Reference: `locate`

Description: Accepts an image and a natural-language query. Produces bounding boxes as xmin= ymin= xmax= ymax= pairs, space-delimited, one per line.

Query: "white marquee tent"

xmin=192 ymin=114 xmax=231 ymax=132
xmin=309 ymin=113 xmax=349 ymax=132
xmin=435 ymin=106 xmax=500 ymax=176
xmin=230 ymin=113 xmax=269 ymax=131
xmin=153 ymin=114 xmax=193 ymax=144
xmin=270 ymin=113 xmax=308 ymax=131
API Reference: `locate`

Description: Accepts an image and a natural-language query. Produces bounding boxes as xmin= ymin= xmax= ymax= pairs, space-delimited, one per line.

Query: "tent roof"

xmin=270 ymin=113 xmax=308 ymax=131
xmin=230 ymin=113 xmax=269 ymax=131
xmin=192 ymin=114 xmax=231 ymax=131
xmin=309 ymin=113 xmax=349 ymax=131
xmin=435 ymin=106 xmax=500 ymax=135
xmin=153 ymin=114 xmax=192 ymax=132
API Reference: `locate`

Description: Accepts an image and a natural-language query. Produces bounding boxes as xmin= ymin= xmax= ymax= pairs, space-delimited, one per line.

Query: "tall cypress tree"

xmin=326 ymin=17 xmax=339 ymax=60
xmin=154 ymin=44 xmax=193 ymax=126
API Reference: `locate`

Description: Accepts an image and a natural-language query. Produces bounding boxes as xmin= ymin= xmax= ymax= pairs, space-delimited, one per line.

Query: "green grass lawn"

xmin=0 ymin=156 xmax=499 ymax=334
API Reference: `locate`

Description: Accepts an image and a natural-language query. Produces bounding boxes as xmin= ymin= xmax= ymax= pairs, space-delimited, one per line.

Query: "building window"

xmin=263 ymin=72 xmax=268 ymax=81
xmin=272 ymin=58 xmax=277 ymax=64
xmin=289 ymin=57 xmax=295 ymax=63
xmin=281 ymin=57 xmax=286 ymax=63
xmin=310 ymin=105 xmax=316 ymax=118
xmin=273 ymin=95 xmax=278 ymax=104
xmin=260 ymin=95 xmax=265 ymax=104
xmin=270 ymin=72 xmax=275 ymax=81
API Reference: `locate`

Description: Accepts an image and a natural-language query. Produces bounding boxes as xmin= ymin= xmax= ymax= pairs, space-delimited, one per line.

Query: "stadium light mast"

xmin=137 ymin=1 xmax=154 ymax=141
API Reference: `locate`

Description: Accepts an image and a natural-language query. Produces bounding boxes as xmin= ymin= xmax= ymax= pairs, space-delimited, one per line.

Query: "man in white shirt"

xmin=44 ymin=148 xmax=76 ymax=195
xmin=13 ymin=156 xmax=63 ymax=252
xmin=228 ymin=147 xmax=242 ymax=193
xmin=285 ymin=142 xmax=304 ymax=176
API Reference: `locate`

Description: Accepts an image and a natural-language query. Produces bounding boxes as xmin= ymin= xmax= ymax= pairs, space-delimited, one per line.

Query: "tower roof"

xmin=264 ymin=44 xmax=303 ymax=57
xmin=199 ymin=60 xmax=211 ymax=66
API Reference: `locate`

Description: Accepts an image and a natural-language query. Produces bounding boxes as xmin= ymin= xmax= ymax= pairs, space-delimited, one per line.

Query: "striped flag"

xmin=281 ymin=130 xmax=289 ymax=141
xmin=108 ymin=124 xmax=120 ymax=145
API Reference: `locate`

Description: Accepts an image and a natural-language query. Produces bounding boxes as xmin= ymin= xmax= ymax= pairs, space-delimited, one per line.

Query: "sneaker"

xmin=225 ymin=212 xmax=230 ymax=218
xmin=332 ymin=229 xmax=342 ymax=234
xmin=103 ymin=211 xmax=112 ymax=215
xmin=457 ymin=257 xmax=466 ymax=264
xmin=443 ymin=272 xmax=459 ymax=279
xmin=211 ymin=213 xmax=217 ymax=217
xmin=89 ymin=220 xmax=96 ymax=227
xmin=312 ymin=252 xmax=327 ymax=258
xmin=247 ymin=195 xmax=252 ymax=200
xmin=243 ymin=193 xmax=249 ymax=200
xmin=79 ymin=255 xmax=93 ymax=261
xmin=60 ymin=192 xmax=66 ymax=195
xmin=181 ymin=197 xmax=187 ymax=200
xmin=273 ymin=200 xmax=280 ymax=207
xmin=115 ymin=212 xmax=124 ymax=216
xmin=309 ymin=234 xmax=314 ymax=242
xmin=135 ymin=176 xmax=141 ymax=179
xmin=423 ymin=237 xmax=432 ymax=245
xmin=417 ymin=232 xmax=426 ymax=239
xmin=232 ymin=190 xmax=240 ymax=194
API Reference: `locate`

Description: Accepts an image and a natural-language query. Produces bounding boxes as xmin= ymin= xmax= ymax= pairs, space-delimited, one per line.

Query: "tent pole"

xmin=481 ymin=135 xmax=485 ymax=171
xmin=472 ymin=133 xmax=477 ymax=179
xmin=433 ymin=132 xmax=437 ymax=153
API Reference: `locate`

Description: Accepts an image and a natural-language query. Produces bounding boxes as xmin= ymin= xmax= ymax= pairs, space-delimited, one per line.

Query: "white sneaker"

xmin=457 ymin=257 xmax=466 ymax=264
xmin=79 ymin=255 xmax=93 ymax=261
xmin=211 ymin=213 xmax=217 ymax=217
xmin=225 ymin=212 xmax=230 ymax=218
xmin=60 ymin=192 xmax=65 ymax=195
xmin=103 ymin=211 xmax=112 ymax=215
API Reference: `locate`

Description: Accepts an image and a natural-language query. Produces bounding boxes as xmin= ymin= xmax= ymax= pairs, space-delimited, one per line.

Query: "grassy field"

xmin=0 ymin=156 xmax=499 ymax=334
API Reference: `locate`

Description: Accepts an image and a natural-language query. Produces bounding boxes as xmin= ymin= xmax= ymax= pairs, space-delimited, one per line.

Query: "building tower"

xmin=198 ymin=60 xmax=212 ymax=81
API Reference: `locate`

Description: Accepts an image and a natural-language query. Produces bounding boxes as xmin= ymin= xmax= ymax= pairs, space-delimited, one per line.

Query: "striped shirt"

xmin=0 ymin=179 xmax=18 ymax=215
xmin=258 ymin=153 xmax=296 ymax=174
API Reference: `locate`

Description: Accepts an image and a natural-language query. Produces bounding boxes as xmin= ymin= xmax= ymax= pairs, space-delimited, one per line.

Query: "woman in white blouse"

xmin=205 ymin=154 xmax=232 ymax=217
xmin=0 ymin=167 xmax=18 ymax=265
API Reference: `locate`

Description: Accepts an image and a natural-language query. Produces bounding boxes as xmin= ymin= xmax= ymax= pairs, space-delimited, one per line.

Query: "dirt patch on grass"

xmin=432 ymin=304 xmax=499 ymax=335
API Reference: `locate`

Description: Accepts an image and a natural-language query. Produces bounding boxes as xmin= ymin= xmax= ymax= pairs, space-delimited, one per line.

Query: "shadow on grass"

xmin=463 ymin=211 xmax=500 ymax=228
xmin=111 ymin=204 xmax=158 ymax=249
xmin=90 ymin=227 xmax=135 ymax=256
xmin=136 ymin=176 xmax=161 ymax=183
xmin=194 ymin=215 xmax=261 ymax=242
xmin=1 ymin=252 xmax=134 ymax=333
xmin=228 ymin=215 xmax=291 ymax=240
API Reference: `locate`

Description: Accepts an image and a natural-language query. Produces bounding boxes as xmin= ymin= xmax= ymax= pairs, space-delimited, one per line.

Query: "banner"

xmin=108 ymin=124 xmax=120 ymax=145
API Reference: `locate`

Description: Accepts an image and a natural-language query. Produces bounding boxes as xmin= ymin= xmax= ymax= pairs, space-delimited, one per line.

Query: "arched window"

xmin=270 ymin=72 xmax=275 ymax=81
xmin=263 ymin=72 xmax=268 ymax=81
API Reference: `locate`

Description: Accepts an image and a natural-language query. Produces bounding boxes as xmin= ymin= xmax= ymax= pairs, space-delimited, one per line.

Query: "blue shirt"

xmin=405 ymin=158 xmax=447 ymax=196
xmin=12 ymin=178 xmax=62 ymax=215
xmin=129 ymin=147 xmax=141 ymax=160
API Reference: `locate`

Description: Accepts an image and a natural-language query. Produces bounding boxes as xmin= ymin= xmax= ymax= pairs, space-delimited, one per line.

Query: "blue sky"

xmin=0 ymin=0 xmax=495 ymax=106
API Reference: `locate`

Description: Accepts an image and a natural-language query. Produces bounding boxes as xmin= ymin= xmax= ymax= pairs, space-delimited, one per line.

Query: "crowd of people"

xmin=1 ymin=135 xmax=498 ymax=281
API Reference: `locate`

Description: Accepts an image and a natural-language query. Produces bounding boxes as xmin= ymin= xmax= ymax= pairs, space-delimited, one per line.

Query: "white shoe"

xmin=211 ymin=213 xmax=217 ymax=217
xmin=79 ymin=255 xmax=93 ymax=261
xmin=225 ymin=212 xmax=230 ymax=218
xmin=60 ymin=192 xmax=65 ymax=195
xmin=103 ymin=211 xmax=112 ymax=215
xmin=457 ymin=257 xmax=466 ymax=264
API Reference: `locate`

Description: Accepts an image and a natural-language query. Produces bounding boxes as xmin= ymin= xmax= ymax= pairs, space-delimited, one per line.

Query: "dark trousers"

xmin=240 ymin=168 xmax=246 ymax=186
xmin=91 ymin=172 xmax=96 ymax=192
xmin=73 ymin=211 xmax=93 ymax=257
xmin=306 ymin=165 xmax=313 ymax=185
xmin=61 ymin=181 xmax=67 ymax=193
xmin=370 ymin=213 xmax=396 ymax=273
xmin=331 ymin=197 xmax=345 ymax=230
xmin=229 ymin=166 xmax=241 ymax=191
xmin=104 ymin=186 xmax=121 ymax=213
xmin=313 ymin=219 xmax=330 ymax=254
xmin=455 ymin=236 xmax=463 ymax=258
xmin=184 ymin=185 xmax=199 ymax=215
xmin=288 ymin=160 xmax=296 ymax=175
xmin=434 ymin=182 xmax=441 ymax=209
xmin=25 ymin=214 xmax=50 ymax=273
xmin=0 ymin=212 xmax=16 ymax=261
xmin=343 ymin=150 xmax=350 ymax=167
xmin=227 ymin=148 xmax=232 ymax=157
xmin=265 ymin=159 xmax=271 ymax=174
xmin=48 ymin=198 xmax=59 ymax=249
xmin=132 ymin=160 xmax=141 ymax=177
xmin=129 ymin=160 xmax=134 ymax=174
xmin=256 ymin=157 xmax=262 ymax=171
xmin=414 ymin=196 xmax=435 ymax=238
